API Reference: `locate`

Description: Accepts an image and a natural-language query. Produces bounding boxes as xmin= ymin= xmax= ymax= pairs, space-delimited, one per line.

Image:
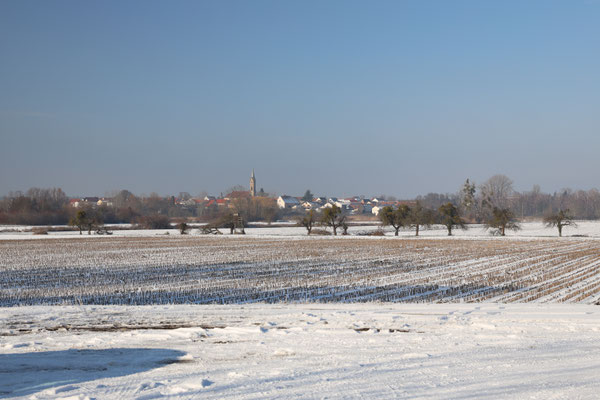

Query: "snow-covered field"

xmin=1 ymin=304 xmax=599 ymax=399
xmin=2 ymin=228 xmax=600 ymax=398
xmin=2 ymin=235 xmax=600 ymax=305
xmin=0 ymin=220 xmax=596 ymax=240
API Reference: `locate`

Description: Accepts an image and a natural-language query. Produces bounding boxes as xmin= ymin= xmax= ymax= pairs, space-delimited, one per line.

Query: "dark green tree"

xmin=379 ymin=205 xmax=411 ymax=236
xmin=438 ymin=203 xmax=467 ymax=236
xmin=485 ymin=207 xmax=520 ymax=236
xmin=302 ymin=190 xmax=314 ymax=202
xmin=544 ymin=209 xmax=576 ymax=237
xmin=69 ymin=209 xmax=102 ymax=235
xmin=460 ymin=179 xmax=476 ymax=210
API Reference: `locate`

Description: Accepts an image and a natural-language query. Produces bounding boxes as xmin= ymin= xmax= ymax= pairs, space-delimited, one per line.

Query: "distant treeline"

xmin=2 ymin=178 xmax=600 ymax=226
xmin=417 ymin=175 xmax=600 ymax=222
xmin=0 ymin=188 xmax=279 ymax=226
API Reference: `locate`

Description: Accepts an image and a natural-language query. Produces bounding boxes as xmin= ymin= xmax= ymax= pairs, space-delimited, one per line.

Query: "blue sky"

xmin=1 ymin=1 xmax=599 ymax=198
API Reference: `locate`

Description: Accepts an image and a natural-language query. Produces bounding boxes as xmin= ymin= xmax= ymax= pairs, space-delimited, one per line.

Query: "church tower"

xmin=250 ymin=169 xmax=256 ymax=197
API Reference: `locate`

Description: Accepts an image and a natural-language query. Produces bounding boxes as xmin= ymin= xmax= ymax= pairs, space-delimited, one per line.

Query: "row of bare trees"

xmin=0 ymin=188 xmax=70 ymax=225
xmin=299 ymin=207 xmax=349 ymax=236
xmin=298 ymin=200 xmax=576 ymax=237
xmin=416 ymin=174 xmax=600 ymax=222
xmin=378 ymin=200 xmax=574 ymax=237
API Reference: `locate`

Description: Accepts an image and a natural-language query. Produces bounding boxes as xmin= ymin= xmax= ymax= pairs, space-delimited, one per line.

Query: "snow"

xmin=0 ymin=220 xmax=597 ymax=240
xmin=3 ymin=234 xmax=600 ymax=305
xmin=1 ymin=303 xmax=599 ymax=399
xmin=2 ymin=225 xmax=600 ymax=398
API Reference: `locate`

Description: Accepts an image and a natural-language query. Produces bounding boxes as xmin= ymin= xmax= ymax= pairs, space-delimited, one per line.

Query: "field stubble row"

xmin=1 ymin=236 xmax=599 ymax=305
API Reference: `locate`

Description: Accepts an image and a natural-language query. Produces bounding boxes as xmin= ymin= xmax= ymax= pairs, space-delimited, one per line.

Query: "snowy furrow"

xmin=2 ymin=237 xmax=600 ymax=305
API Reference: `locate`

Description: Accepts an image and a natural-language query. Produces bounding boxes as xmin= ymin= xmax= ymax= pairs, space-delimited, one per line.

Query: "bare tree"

xmin=409 ymin=201 xmax=435 ymax=236
xmin=480 ymin=174 xmax=514 ymax=210
xmin=298 ymin=210 xmax=317 ymax=235
xmin=544 ymin=209 xmax=576 ymax=237
xmin=178 ymin=192 xmax=192 ymax=201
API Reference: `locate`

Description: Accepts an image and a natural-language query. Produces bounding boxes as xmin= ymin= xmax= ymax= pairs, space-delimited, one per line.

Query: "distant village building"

xmin=301 ymin=201 xmax=320 ymax=210
xmin=371 ymin=205 xmax=383 ymax=216
xmin=277 ymin=195 xmax=301 ymax=209
xmin=70 ymin=197 xmax=112 ymax=208
xmin=96 ymin=198 xmax=113 ymax=207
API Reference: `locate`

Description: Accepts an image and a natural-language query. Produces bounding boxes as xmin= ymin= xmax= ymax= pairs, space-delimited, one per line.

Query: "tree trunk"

xmin=447 ymin=225 xmax=452 ymax=236
xmin=395 ymin=227 xmax=399 ymax=236
xmin=332 ymin=225 xmax=337 ymax=235
xmin=415 ymin=224 xmax=419 ymax=236
xmin=558 ymin=224 xmax=563 ymax=237
xmin=501 ymin=226 xmax=505 ymax=236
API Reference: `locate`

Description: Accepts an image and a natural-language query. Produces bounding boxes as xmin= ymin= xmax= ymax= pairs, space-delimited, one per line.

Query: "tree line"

xmin=417 ymin=174 xmax=600 ymax=221
xmin=0 ymin=188 xmax=281 ymax=227
xmin=0 ymin=178 xmax=590 ymax=236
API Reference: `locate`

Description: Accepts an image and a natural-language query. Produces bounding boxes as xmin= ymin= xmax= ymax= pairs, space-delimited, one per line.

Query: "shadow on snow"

xmin=0 ymin=347 xmax=186 ymax=398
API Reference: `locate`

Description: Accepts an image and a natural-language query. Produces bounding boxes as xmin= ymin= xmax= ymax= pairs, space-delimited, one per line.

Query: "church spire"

xmin=250 ymin=169 xmax=256 ymax=197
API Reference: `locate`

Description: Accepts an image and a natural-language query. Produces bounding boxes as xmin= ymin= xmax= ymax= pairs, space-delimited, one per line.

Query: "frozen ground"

xmin=1 ymin=303 xmax=599 ymax=399
xmin=0 ymin=220 xmax=596 ymax=240
xmin=2 ymin=228 xmax=600 ymax=398
xmin=3 ymin=235 xmax=600 ymax=305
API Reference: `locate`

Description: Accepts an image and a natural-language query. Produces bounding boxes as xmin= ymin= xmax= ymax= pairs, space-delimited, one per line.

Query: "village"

xmin=66 ymin=170 xmax=411 ymax=218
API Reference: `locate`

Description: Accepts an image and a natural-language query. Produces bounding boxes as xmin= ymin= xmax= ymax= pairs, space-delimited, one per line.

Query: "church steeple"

xmin=250 ymin=169 xmax=256 ymax=197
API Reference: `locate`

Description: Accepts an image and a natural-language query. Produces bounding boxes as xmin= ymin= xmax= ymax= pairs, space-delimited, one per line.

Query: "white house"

xmin=319 ymin=203 xmax=335 ymax=211
xmin=362 ymin=203 xmax=373 ymax=213
xmin=334 ymin=199 xmax=351 ymax=209
xmin=301 ymin=201 xmax=320 ymax=210
xmin=277 ymin=195 xmax=301 ymax=209
xmin=97 ymin=198 xmax=113 ymax=207
xmin=372 ymin=206 xmax=383 ymax=216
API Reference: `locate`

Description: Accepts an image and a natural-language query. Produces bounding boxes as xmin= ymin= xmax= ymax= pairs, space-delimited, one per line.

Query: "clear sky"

xmin=1 ymin=1 xmax=599 ymax=198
